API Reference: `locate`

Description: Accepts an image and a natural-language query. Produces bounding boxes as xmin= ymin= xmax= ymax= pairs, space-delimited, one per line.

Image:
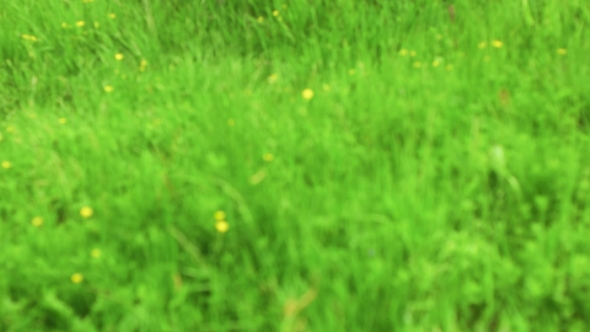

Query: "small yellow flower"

xmin=76 ymin=21 xmax=85 ymax=27
xmin=492 ymin=40 xmax=503 ymax=48
xmin=1 ymin=161 xmax=11 ymax=169
xmin=31 ymin=217 xmax=43 ymax=227
xmin=432 ymin=59 xmax=441 ymax=67
xmin=302 ymin=88 xmax=314 ymax=100
xmin=399 ymin=49 xmax=408 ymax=56
xmin=94 ymin=21 xmax=99 ymax=28
xmin=410 ymin=50 xmax=416 ymax=57
xmin=108 ymin=13 xmax=116 ymax=19
xmin=227 ymin=118 xmax=235 ymax=127
xmin=557 ymin=48 xmax=567 ymax=55
xmin=322 ymin=84 xmax=331 ymax=91
xmin=267 ymin=73 xmax=278 ymax=84
xmin=115 ymin=53 xmax=124 ymax=61
xmin=348 ymin=69 xmax=355 ymax=75
xmin=413 ymin=61 xmax=422 ymax=68
xmin=478 ymin=42 xmax=487 ymax=49
xmin=104 ymin=85 xmax=114 ymax=92
xmin=214 ymin=210 xmax=226 ymax=221
xmin=91 ymin=249 xmax=102 ymax=258
xmin=58 ymin=118 xmax=67 ymax=124
xmin=140 ymin=59 xmax=148 ymax=67
xmin=71 ymin=273 xmax=84 ymax=283
xmin=273 ymin=10 xmax=280 ymax=17
xmin=215 ymin=220 xmax=229 ymax=233
xmin=6 ymin=126 xmax=14 ymax=133
xmin=257 ymin=16 xmax=264 ymax=23
xmin=80 ymin=207 xmax=93 ymax=218
xmin=263 ymin=153 xmax=274 ymax=162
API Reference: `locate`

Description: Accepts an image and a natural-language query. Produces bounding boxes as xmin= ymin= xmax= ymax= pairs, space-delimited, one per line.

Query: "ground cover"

xmin=1 ymin=0 xmax=590 ymax=330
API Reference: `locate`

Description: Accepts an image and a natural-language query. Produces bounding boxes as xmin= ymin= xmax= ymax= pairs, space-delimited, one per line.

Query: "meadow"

xmin=1 ymin=0 xmax=590 ymax=331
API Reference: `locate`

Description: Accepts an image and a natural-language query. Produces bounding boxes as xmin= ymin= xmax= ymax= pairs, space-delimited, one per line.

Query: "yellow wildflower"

xmin=103 ymin=85 xmax=114 ymax=92
xmin=76 ymin=21 xmax=85 ymax=27
xmin=71 ymin=273 xmax=84 ymax=283
xmin=263 ymin=153 xmax=274 ymax=162
xmin=1 ymin=161 xmax=11 ymax=169
xmin=557 ymin=48 xmax=567 ymax=55
xmin=31 ymin=217 xmax=43 ymax=227
xmin=94 ymin=21 xmax=99 ymax=28
xmin=58 ymin=118 xmax=67 ymax=124
xmin=301 ymin=88 xmax=314 ymax=100
xmin=108 ymin=13 xmax=116 ymax=19
xmin=257 ymin=16 xmax=264 ymax=23
xmin=115 ymin=53 xmax=124 ymax=61
xmin=492 ymin=40 xmax=503 ymax=48
xmin=214 ymin=210 xmax=226 ymax=221
xmin=6 ymin=126 xmax=14 ymax=133
xmin=21 ymin=34 xmax=38 ymax=42
xmin=432 ymin=59 xmax=441 ymax=67
xmin=273 ymin=10 xmax=280 ymax=17
xmin=80 ymin=207 xmax=93 ymax=218
xmin=215 ymin=220 xmax=229 ymax=233
xmin=348 ymin=69 xmax=355 ymax=75
xmin=399 ymin=49 xmax=408 ymax=56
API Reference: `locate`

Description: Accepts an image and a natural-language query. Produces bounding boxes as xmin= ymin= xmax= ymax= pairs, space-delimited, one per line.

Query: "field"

xmin=1 ymin=0 xmax=590 ymax=331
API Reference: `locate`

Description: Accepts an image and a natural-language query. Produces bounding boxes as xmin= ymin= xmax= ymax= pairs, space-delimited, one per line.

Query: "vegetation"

xmin=1 ymin=0 xmax=589 ymax=330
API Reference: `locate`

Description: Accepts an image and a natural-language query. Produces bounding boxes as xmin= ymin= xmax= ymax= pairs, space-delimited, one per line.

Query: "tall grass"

xmin=1 ymin=0 xmax=590 ymax=330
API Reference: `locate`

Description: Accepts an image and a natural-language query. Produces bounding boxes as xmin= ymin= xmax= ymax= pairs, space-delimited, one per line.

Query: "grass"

xmin=1 ymin=0 xmax=590 ymax=330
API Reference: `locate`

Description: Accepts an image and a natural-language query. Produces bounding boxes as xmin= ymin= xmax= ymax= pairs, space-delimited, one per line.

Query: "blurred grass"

xmin=1 ymin=0 xmax=590 ymax=331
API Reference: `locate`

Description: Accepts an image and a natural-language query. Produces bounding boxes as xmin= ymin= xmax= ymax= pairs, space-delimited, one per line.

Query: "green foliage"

xmin=1 ymin=0 xmax=590 ymax=330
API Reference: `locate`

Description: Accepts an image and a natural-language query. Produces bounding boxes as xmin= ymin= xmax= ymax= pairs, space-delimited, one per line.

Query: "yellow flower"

xmin=115 ymin=53 xmax=124 ymax=60
xmin=267 ymin=73 xmax=278 ymax=84
xmin=58 ymin=118 xmax=67 ymax=124
xmin=94 ymin=21 xmax=99 ymax=28
xmin=557 ymin=48 xmax=567 ymax=55
xmin=492 ymin=40 xmax=503 ymax=48
xmin=227 ymin=118 xmax=235 ymax=127
xmin=104 ymin=85 xmax=114 ymax=92
xmin=108 ymin=13 xmax=116 ymax=19
xmin=432 ymin=59 xmax=441 ymax=67
xmin=71 ymin=273 xmax=84 ymax=283
xmin=301 ymin=88 xmax=314 ymax=100
xmin=31 ymin=217 xmax=43 ymax=227
xmin=76 ymin=21 xmax=85 ymax=27
xmin=263 ymin=153 xmax=274 ymax=162
xmin=214 ymin=210 xmax=226 ymax=221
xmin=399 ymin=49 xmax=408 ymax=56
xmin=215 ymin=220 xmax=229 ymax=233
xmin=1 ymin=161 xmax=11 ymax=169
xmin=273 ymin=10 xmax=280 ymax=17
xmin=91 ymin=249 xmax=102 ymax=258
xmin=257 ymin=16 xmax=264 ymax=23
xmin=6 ymin=126 xmax=14 ymax=133
xmin=478 ymin=42 xmax=487 ymax=49
xmin=80 ymin=207 xmax=93 ymax=218
xmin=348 ymin=69 xmax=355 ymax=75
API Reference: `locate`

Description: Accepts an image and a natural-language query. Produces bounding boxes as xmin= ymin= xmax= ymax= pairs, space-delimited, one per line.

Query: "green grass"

xmin=1 ymin=0 xmax=590 ymax=330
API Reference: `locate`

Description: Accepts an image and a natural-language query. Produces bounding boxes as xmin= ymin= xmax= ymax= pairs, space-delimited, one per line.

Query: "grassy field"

xmin=1 ymin=0 xmax=590 ymax=331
